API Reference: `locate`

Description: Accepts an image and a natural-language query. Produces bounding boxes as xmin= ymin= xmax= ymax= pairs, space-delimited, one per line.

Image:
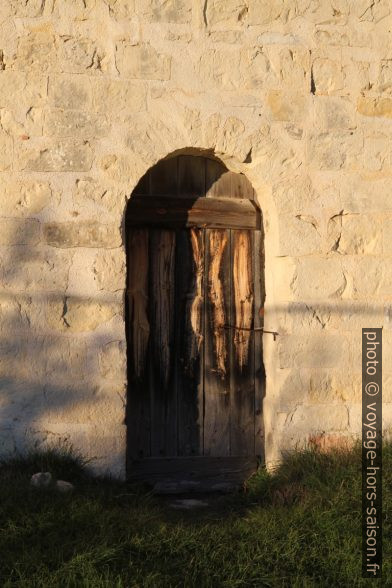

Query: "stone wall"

xmin=0 ymin=0 xmax=391 ymax=476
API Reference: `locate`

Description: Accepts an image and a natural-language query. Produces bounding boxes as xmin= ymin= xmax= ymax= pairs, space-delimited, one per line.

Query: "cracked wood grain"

xmin=208 ymin=229 xmax=228 ymax=377
xmin=233 ymin=230 xmax=253 ymax=370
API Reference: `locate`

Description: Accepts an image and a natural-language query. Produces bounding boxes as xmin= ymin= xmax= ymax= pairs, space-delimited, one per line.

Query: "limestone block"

xmin=59 ymin=36 xmax=105 ymax=74
xmin=49 ymin=75 xmax=93 ymax=110
xmin=136 ymin=0 xmax=192 ymax=23
xmin=0 ymin=294 xmax=33 ymax=333
xmin=247 ymin=0 xmax=287 ymax=24
xmin=278 ymin=334 xmax=348 ymax=369
xmin=297 ymin=0 xmax=349 ymax=24
xmin=379 ymin=262 xmax=392 ymax=297
xmin=0 ymin=339 xmax=25 ymax=376
xmin=94 ymin=249 xmax=125 ymax=291
xmin=292 ymin=257 xmax=346 ymax=299
xmin=326 ymin=301 xmax=383 ymax=332
xmin=0 ymin=134 xmax=13 ymax=171
xmin=363 ymin=135 xmax=390 ymax=172
xmin=339 ymin=176 xmax=392 ymax=214
xmin=314 ymin=97 xmax=356 ymax=130
xmin=277 ymin=370 xmax=308 ymax=410
xmin=200 ymin=49 xmax=241 ymax=89
xmin=116 ymin=43 xmax=171 ymax=80
xmin=0 ymin=219 xmax=40 ymax=246
xmin=267 ymin=91 xmax=308 ymax=122
xmin=272 ymin=175 xmax=320 ymax=214
xmin=357 ymin=97 xmax=392 ymax=118
xmin=0 ymin=72 xmax=47 ymax=109
xmin=343 ymin=257 xmax=383 ymax=299
xmin=44 ymin=109 xmax=109 ymax=138
xmin=42 ymin=383 xmax=125 ymax=424
xmin=312 ymin=58 xmax=344 ymax=95
xmin=306 ymin=371 xmax=361 ymax=404
xmin=99 ymin=341 xmax=126 ymax=379
xmin=292 ymin=405 xmax=349 ymax=432
xmin=327 ymin=213 xmax=382 ymax=255
xmin=53 ymin=0 xmax=96 ymax=20
xmin=240 ymin=47 xmax=273 ymax=89
xmin=277 ymin=47 xmax=310 ymax=88
xmin=105 ymin=0 xmax=135 ymax=20
xmin=313 ymin=28 xmax=366 ymax=47
xmin=383 ymin=217 xmax=392 ymax=254
xmin=283 ymin=302 xmax=332 ymax=331
xmin=30 ymin=336 xmax=87 ymax=382
xmin=20 ymin=140 xmax=93 ymax=172
xmin=0 ymin=181 xmax=52 ymax=217
xmin=46 ymin=297 xmax=120 ymax=332
xmin=11 ymin=0 xmax=46 ymax=17
xmin=43 ymin=221 xmax=121 ymax=248
xmin=0 ymin=108 xmax=43 ymax=137
xmin=205 ymin=0 xmax=248 ymax=27
xmin=0 ymin=248 xmax=71 ymax=292
xmin=14 ymin=32 xmax=57 ymax=72
xmin=377 ymin=60 xmax=392 ymax=93
xmin=308 ymin=131 xmax=362 ymax=170
xmin=278 ymin=214 xmax=321 ymax=256
xmin=92 ymin=79 xmax=146 ymax=115
xmin=215 ymin=117 xmax=245 ymax=159
xmin=73 ymin=178 xmax=127 ymax=216
xmin=273 ymin=257 xmax=297 ymax=301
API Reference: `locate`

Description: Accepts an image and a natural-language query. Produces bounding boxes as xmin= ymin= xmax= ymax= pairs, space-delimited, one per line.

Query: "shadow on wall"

xmin=0 ymin=221 xmax=126 ymax=476
xmin=0 ymin=204 xmax=388 ymax=474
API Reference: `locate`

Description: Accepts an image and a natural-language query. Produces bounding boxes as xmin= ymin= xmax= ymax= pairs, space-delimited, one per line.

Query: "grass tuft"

xmin=0 ymin=443 xmax=388 ymax=587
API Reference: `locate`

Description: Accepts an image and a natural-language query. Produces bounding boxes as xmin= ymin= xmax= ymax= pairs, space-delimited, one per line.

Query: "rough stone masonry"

xmin=0 ymin=0 xmax=391 ymax=478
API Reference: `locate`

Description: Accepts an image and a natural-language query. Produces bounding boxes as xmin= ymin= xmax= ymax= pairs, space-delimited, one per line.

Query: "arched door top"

xmin=127 ymin=154 xmax=261 ymax=231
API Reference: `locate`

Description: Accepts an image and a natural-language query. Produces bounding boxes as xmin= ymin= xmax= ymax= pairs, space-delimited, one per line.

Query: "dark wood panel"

xmin=132 ymin=171 xmax=150 ymax=196
xmin=231 ymin=172 xmax=254 ymax=200
xmin=178 ymin=155 xmax=206 ymax=197
xmin=206 ymin=158 xmax=230 ymax=198
xmin=127 ymin=228 xmax=151 ymax=459
xmin=149 ymin=229 xmax=177 ymax=457
xmin=253 ymin=229 xmax=265 ymax=459
xmin=175 ymin=228 xmax=204 ymax=456
xmin=150 ymin=157 xmax=178 ymax=196
xmin=126 ymin=196 xmax=261 ymax=230
xmin=230 ymin=229 xmax=255 ymax=456
xmin=204 ymin=229 xmax=231 ymax=457
xmin=128 ymin=456 xmax=259 ymax=492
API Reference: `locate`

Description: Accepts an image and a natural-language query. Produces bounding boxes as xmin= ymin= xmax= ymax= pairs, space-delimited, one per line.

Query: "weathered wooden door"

xmin=126 ymin=156 xmax=265 ymax=492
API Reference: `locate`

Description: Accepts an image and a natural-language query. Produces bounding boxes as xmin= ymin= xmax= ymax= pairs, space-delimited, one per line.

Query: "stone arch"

xmin=118 ymin=133 xmax=282 ymax=470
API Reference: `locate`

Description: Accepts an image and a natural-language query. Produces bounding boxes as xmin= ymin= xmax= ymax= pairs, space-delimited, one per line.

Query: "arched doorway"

xmin=125 ymin=154 xmax=265 ymax=491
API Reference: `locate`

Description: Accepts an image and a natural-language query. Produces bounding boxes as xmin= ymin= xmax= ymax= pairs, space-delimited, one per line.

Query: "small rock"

xmin=169 ymin=499 xmax=209 ymax=510
xmin=30 ymin=472 xmax=52 ymax=488
xmin=56 ymin=480 xmax=74 ymax=493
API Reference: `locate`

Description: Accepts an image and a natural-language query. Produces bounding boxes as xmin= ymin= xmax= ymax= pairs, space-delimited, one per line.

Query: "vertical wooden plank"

xmin=254 ymin=228 xmax=266 ymax=459
xmin=149 ymin=229 xmax=177 ymax=457
xmin=204 ymin=228 xmax=231 ymax=456
xmin=150 ymin=157 xmax=178 ymax=196
xmin=126 ymin=228 xmax=151 ymax=459
xmin=178 ymin=155 xmax=206 ymax=198
xmin=231 ymin=173 xmax=255 ymax=200
xmin=175 ymin=228 xmax=205 ymax=456
xmin=206 ymin=159 xmax=231 ymax=198
xmin=230 ymin=229 xmax=255 ymax=456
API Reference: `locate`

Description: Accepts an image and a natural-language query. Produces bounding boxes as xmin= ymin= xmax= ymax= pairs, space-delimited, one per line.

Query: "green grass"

xmin=0 ymin=443 xmax=389 ymax=587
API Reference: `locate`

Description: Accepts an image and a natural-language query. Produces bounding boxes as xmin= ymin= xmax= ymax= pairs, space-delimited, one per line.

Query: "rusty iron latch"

xmin=223 ymin=324 xmax=279 ymax=341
